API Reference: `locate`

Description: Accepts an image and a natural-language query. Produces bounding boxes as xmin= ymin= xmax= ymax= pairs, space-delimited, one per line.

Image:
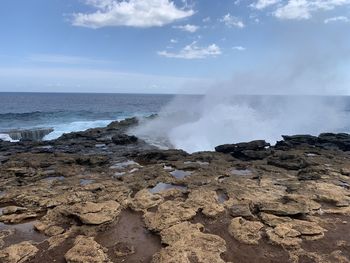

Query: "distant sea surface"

xmin=0 ymin=92 xmax=174 ymax=140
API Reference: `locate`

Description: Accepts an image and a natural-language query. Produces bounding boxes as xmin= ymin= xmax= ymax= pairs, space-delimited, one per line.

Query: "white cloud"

xmin=158 ymin=42 xmax=222 ymax=59
xmin=170 ymin=38 xmax=178 ymax=43
xmin=251 ymin=0 xmax=280 ymax=10
xmin=173 ymin=24 xmax=199 ymax=32
xmin=220 ymin=13 xmax=245 ymax=28
xmin=232 ymin=46 xmax=246 ymax=51
xmin=274 ymin=0 xmax=350 ymax=20
xmin=202 ymin=16 xmax=211 ymax=23
xmin=72 ymin=0 xmax=194 ymax=28
xmin=324 ymin=16 xmax=350 ymax=23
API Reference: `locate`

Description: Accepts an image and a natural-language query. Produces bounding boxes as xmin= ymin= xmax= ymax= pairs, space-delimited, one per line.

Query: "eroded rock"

xmin=228 ymin=217 xmax=264 ymax=245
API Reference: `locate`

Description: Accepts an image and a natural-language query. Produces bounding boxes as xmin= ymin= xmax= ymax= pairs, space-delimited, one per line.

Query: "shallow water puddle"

xmin=43 ymin=176 xmax=65 ymax=182
xmin=163 ymin=165 xmax=174 ymax=171
xmin=170 ymin=169 xmax=192 ymax=179
xmin=80 ymin=179 xmax=95 ymax=186
xmin=149 ymin=183 xmax=187 ymax=193
xmin=0 ymin=220 xmax=47 ymax=245
xmin=216 ymin=190 xmax=229 ymax=204
xmin=230 ymin=169 xmax=253 ymax=176
xmin=95 ymin=210 xmax=161 ymax=262
xmin=110 ymin=160 xmax=141 ymax=169
xmin=113 ymin=172 xmax=126 ymax=178
xmin=95 ymin=143 xmax=106 ymax=148
xmin=184 ymin=161 xmax=209 ymax=166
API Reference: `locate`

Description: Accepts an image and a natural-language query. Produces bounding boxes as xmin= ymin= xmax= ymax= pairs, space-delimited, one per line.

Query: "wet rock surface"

xmin=0 ymin=122 xmax=350 ymax=262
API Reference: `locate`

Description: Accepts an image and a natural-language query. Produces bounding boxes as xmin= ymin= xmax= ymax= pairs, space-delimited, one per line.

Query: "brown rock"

xmin=186 ymin=189 xmax=225 ymax=217
xmin=131 ymin=189 xmax=163 ymax=211
xmin=65 ymin=235 xmax=111 ymax=263
xmin=228 ymin=217 xmax=264 ymax=245
xmin=144 ymin=201 xmax=197 ymax=231
xmin=153 ymin=222 xmax=226 ymax=263
xmin=65 ymin=201 xmax=121 ymax=225
xmin=0 ymin=241 xmax=38 ymax=263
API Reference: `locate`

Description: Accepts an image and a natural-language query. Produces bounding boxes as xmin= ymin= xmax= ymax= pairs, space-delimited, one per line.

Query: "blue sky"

xmin=0 ymin=0 xmax=349 ymax=94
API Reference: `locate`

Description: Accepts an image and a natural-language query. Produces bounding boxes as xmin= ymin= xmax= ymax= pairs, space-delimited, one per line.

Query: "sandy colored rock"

xmin=152 ymin=222 xmax=226 ymax=263
xmin=144 ymin=200 xmax=197 ymax=231
xmin=1 ymin=206 xmax=27 ymax=215
xmin=228 ymin=217 xmax=264 ymax=245
xmin=64 ymin=200 xmax=121 ymax=225
xmin=0 ymin=241 xmax=38 ymax=263
xmin=65 ymin=235 xmax=111 ymax=263
xmin=131 ymin=189 xmax=163 ymax=211
xmin=186 ymin=189 xmax=225 ymax=217
xmin=260 ymin=212 xmax=293 ymax=227
xmin=0 ymin=212 xmax=39 ymax=224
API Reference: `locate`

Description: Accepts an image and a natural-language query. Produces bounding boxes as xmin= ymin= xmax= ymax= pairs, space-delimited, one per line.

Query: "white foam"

xmin=43 ymin=120 xmax=115 ymax=140
xmin=0 ymin=133 xmax=18 ymax=142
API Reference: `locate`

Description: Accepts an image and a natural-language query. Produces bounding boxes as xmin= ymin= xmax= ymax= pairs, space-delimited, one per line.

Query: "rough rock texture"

xmin=0 ymin=241 xmax=38 ymax=263
xmin=228 ymin=217 xmax=264 ymax=245
xmin=64 ymin=235 xmax=111 ymax=263
xmin=153 ymin=222 xmax=226 ymax=263
xmin=64 ymin=201 xmax=121 ymax=225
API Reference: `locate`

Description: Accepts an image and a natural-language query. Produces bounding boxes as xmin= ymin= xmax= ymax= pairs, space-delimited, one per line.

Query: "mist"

xmin=131 ymin=24 xmax=350 ymax=153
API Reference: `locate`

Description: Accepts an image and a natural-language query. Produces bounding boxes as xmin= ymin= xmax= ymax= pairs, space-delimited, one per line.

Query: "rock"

xmin=266 ymin=225 xmax=302 ymax=247
xmin=112 ymin=134 xmax=138 ymax=145
xmin=267 ymin=153 xmax=309 ymax=170
xmin=266 ymin=219 xmax=325 ymax=247
xmin=131 ymin=189 xmax=163 ymax=211
xmin=64 ymin=235 xmax=111 ymax=263
xmin=259 ymin=213 xmax=293 ymax=227
xmin=64 ymin=201 xmax=121 ymax=225
xmin=297 ymin=167 xmax=324 ymax=181
xmin=0 ymin=241 xmax=38 ymax=263
xmin=144 ymin=201 xmax=197 ymax=231
xmin=228 ymin=217 xmax=264 ymax=245
xmin=341 ymin=168 xmax=350 ymax=176
xmin=6 ymin=128 xmax=54 ymax=141
xmin=186 ymin=189 xmax=225 ymax=217
xmin=1 ymin=206 xmax=28 ymax=215
xmin=215 ymin=140 xmax=270 ymax=154
xmin=107 ymin=117 xmax=139 ymax=131
xmin=135 ymin=149 xmax=189 ymax=164
xmin=229 ymin=203 xmax=254 ymax=219
xmin=0 ymin=212 xmax=39 ymax=224
xmin=215 ymin=140 xmax=271 ymax=160
xmin=259 ymin=200 xmax=309 ymax=216
xmin=153 ymin=222 xmax=226 ymax=263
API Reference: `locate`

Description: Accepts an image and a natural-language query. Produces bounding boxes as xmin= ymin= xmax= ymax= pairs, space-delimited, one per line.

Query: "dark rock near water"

xmin=267 ymin=153 xmax=310 ymax=170
xmin=112 ymin=134 xmax=138 ymax=145
xmin=215 ymin=140 xmax=271 ymax=160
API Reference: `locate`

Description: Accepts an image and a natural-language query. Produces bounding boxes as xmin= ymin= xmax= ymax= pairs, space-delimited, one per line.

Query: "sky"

xmin=0 ymin=0 xmax=349 ymax=94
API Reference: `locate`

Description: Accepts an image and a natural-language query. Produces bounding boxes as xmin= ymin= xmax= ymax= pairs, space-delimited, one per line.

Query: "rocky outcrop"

xmin=215 ymin=140 xmax=271 ymax=160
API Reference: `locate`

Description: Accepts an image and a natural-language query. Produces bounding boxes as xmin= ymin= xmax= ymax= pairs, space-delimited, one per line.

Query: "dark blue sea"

xmin=0 ymin=93 xmax=174 ymax=140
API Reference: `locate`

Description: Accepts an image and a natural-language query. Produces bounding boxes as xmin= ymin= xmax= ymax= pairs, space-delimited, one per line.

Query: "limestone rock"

xmin=186 ymin=189 xmax=225 ymax=217
xmin=64 ymin=201 xmax=121 ymax=225
xmin=144 ymin=201 xmax=197 ymax=231
xmin=228 ymin=217 xmax=264 ymax=245
xmin=0 ymin=241 xmax=38 ymax=263
xmin=153 ymin=222 xmax=226 ymax=263
xmin=65 ymin=235 xmax=111 ymax=263
xmin=131 ymin=189 xmax=163 ymax=211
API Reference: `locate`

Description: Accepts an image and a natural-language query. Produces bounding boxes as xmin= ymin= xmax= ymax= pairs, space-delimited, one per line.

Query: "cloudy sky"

xmin=0 ymin=0 xmax=350 ymax=94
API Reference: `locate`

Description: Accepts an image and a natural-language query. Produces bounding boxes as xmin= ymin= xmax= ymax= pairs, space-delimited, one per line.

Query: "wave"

xmin=0 ymin=133 xmax=18 ymax=142
xmin=43 ymin=119 xmax=119 ymax=140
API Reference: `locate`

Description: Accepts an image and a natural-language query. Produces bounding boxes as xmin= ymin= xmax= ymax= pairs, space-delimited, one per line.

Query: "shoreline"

xmin=0 ymin=117 xmax=350 ymax=262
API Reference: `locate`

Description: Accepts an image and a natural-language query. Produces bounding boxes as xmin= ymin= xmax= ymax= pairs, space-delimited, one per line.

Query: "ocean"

xmin=0 ymin=92 xmax=174 ymax=141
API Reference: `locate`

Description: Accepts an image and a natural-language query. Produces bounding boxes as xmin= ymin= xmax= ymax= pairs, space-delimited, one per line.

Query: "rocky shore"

xmin=0 ymin=117 xmax=350 ymax=263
